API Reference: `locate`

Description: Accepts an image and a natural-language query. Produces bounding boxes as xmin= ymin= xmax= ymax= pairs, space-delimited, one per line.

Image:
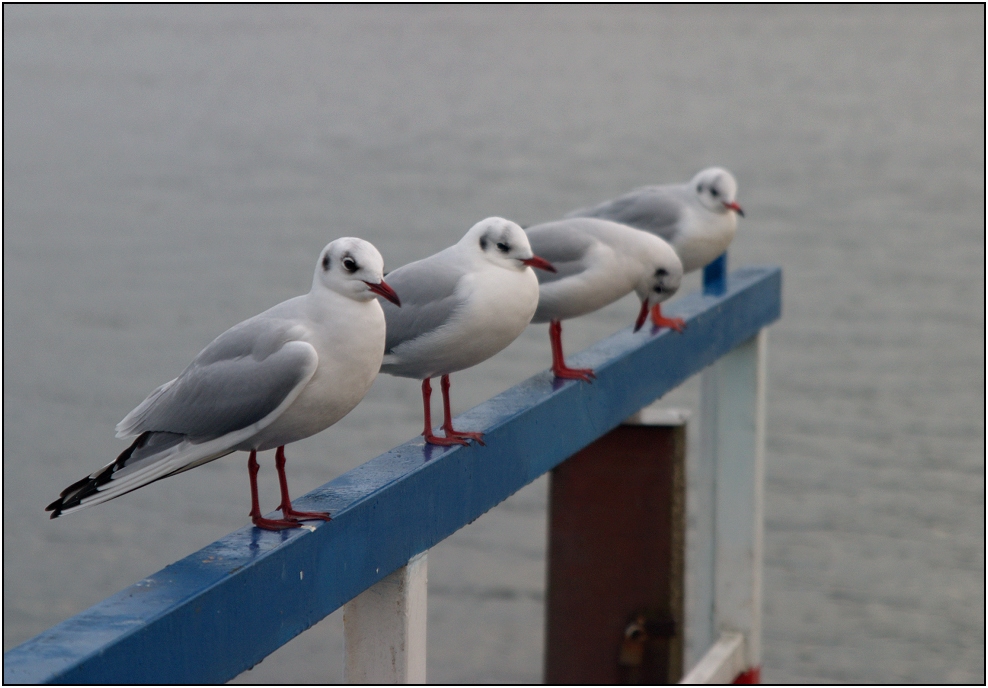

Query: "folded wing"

xmin=566 ymin=186 xmax=684 ymax=241
xmin=378 ymin=255 xmax=468 ymax=354
xmin=48 ymin=320 xmax=318 ymax=517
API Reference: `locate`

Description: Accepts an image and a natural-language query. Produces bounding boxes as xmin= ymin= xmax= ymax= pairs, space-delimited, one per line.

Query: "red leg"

xmin=275 ymin=446 xmax=331 ymax=522
xmin=549 ymin=320 xmax=595 ymax=382
xmin=650 ymin=304 xmax=685 ymax=332
xmin=440 ymin=374 xmax=485 ymax=445
xmin=248 ymin=450 xmax=300 ymax=531
xmin=422 ymin=378 xmax=469 ymax=446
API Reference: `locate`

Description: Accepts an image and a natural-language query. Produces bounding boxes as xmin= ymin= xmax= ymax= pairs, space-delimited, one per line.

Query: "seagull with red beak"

xmin=565 ymin=166 xmax=744 ymax=330
xmin=377 ymin=217 xmax=556 ymax=446
xmin=46 ymin=238 xmax=401 ymax=531
xmin=527 ymin=217 xmax=683 ymax=382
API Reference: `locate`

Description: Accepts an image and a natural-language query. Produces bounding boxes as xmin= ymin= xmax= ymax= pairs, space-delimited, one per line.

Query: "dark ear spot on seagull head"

xmin=477 ymin=228 xmax=511 ymax=256
xmin=692 ymin=167 xmax=740 ymax=216
xmin=467 ymin=217 xmax=556 ymax=271
xmin=315 ymin=237 xmax=393 ymax=303
xmin=636 ymin=244 xmax=683 ymax=308
xmin=473 ymin=219 xmax=516 ymax=259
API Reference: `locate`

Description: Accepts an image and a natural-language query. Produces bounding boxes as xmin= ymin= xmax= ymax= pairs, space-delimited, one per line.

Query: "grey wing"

xmin=566 ymin=186 xmax=684 ymax=240
xmin=526 ymin=220 xmax=597 ymax=287
xmin=378 ymin=253 xmax=468 ymax=352
xmin=116 ymin=316 xmax=318 ymax=440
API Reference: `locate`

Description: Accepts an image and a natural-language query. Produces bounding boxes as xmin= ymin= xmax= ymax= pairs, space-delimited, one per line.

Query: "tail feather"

xmin=46 ymin=432 xmax=154 ymax=518
xmin=45 ymin=431 xmax=235 ymax=518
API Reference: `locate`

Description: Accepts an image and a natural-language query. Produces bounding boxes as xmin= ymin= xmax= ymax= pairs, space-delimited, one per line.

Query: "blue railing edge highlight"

xmin=4 ymin=265 xmax=781 ymax=684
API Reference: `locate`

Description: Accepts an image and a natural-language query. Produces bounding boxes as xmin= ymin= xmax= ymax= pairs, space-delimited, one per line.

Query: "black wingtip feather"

xmin=44 ymin=432 xmax=152 ymax=518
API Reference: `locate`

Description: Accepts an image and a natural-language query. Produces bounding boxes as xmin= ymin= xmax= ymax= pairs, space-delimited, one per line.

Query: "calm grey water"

xmin=3 ymin=5 xmax=984 ymax=683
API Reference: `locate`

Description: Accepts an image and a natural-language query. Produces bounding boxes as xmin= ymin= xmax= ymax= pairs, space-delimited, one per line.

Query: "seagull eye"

xmin=322 ymin=255 xmax=331 ymax=271
xmin=710 ymin=187 xmax=719 ymax=197
xmin=496 ymin=242 xmax=510 ymax=253
xmin=655 ymin=268 xmax=668 ymax=277
xmin=342 ymin=257 xmax=358 ymax=273
xmin=653 ymin=285 xmax=664 ymax=293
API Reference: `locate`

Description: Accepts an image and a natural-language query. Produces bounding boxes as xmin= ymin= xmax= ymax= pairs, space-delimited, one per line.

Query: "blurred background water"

xmin=3 ymin=5 xmax=984 ymax=683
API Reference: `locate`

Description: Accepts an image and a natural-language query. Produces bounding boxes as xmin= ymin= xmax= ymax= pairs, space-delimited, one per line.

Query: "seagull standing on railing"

xmin=377 ymin=217 xmax=556 ymax=446
xmin=526 ymin=217 xmax=684 ymax=382
xmin=46 ymin=238 xmax=401 ymax=531
xmin=565 ymin=166 xmax=744 ymax=329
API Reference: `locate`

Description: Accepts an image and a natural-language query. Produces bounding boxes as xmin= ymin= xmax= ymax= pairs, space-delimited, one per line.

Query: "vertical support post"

xmin=690 ymin=329 xmax=766 ymax=681
xmin=703 ymin=253 xmax=728 ymax=296
xmin=343 ymin=552 xmax=427 ymax=684
xmin=544 ymin=409 xmax=687 ymax=684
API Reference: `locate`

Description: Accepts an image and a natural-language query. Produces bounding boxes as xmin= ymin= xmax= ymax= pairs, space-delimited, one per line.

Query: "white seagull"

xmin=46 ymin=238 xmax=401 ymax=531
xmin=378 ymin=217 xmax=556 ymax=446
xmin=527 ymin=217 xmax=684 ymax=382
xmin=565 ymin=166 xmax=744 ymax=329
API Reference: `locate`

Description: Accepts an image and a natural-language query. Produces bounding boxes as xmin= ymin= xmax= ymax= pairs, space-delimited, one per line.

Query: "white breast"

xmin=672 ymin=207 xmax=737 ymax=273
xmin=251 ymin=296 xmax=386 ymax=450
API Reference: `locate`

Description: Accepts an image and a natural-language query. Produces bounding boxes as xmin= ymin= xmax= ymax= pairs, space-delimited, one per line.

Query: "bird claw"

xmin=424 ymin=427 xmax=485 ymax=446
xmin=445 ymin=429 xmax=486 ymax=446
xmin=424 ymin=432 xmax=471 ymax=447
xmin=280 ymin=507 xmax=331 ymax=522
xmin=251 ymin=515 xmax=302 ymax=531
xmin=651 ymin=316 xmax=686 ymax=333
xmin=553 ymin=366 xmax=596 ymax=383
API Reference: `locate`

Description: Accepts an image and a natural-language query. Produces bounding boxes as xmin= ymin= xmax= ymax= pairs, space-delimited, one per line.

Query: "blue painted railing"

xmin=4 ymin=263 xmax=781 ymax=684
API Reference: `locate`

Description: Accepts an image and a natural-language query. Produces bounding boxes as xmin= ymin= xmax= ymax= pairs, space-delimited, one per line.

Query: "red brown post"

xmin=544 ymin=409 xmax=687 ymax=684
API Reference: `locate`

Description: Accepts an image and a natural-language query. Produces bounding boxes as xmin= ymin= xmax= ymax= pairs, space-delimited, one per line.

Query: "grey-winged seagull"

xmin=377 ymin=217 xmax=555 ymax=446
xmin=565 ymin=166 xmax=744 ymax=330
xmin=527 ymin=217 xmax=683 ymax=381
xmin=46 ymin=238 xmax=401 ymax=531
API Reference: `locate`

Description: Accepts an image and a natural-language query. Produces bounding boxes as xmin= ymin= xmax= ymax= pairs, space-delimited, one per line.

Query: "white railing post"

xmin=688 ymin=329 xmax=766 ymax=680
xmin=679 ymin=632 xmax=746 ymax=684
xmin=343 ymin=552 xmax=428 ymax=684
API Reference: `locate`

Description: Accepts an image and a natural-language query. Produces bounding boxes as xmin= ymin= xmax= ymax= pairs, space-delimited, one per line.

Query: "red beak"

xmin=521 ymin=255 xmax=557 ymax=273
xmin=724 ymin=200 xmax=745 ymax=218
xmin=633 ymin=300 xmax=649 ymax=332
xmin=365 ymin=279 xmax=401 ymax=306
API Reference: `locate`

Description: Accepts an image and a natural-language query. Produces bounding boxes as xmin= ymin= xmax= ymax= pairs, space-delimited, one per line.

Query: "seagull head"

xmin=464 ymin=217 xmax=556 ymax=274
xmin=691 ymin=167 xmax=744 ymax=218
xmin=314 ymin=237 xmax=400 ymax=306
xmin=633 ymin=242 xmax=683 ymax=332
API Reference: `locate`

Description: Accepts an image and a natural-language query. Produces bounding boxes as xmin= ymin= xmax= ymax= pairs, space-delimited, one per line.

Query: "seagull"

xmin=378 ymin=217 xmax=556 ymax=446
xmin=565 ymin=166 xmax=743 ymax=329
xmin=527 ymin=217 xmax=683 ymax=382
xmin=45 ymin=238 xmax=401 ymax=531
